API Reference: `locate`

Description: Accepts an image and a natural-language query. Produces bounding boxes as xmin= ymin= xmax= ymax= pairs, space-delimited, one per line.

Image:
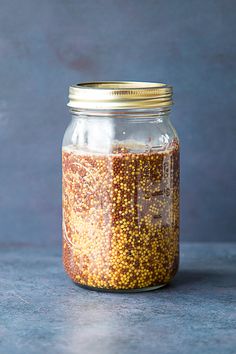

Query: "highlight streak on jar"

xmin=62 ymin=141 xmax=179 ymax=291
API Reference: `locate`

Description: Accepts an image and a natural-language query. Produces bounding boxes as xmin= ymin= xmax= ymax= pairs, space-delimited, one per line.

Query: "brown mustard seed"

xmin=62 ymin=141 xmax=179 ymax=290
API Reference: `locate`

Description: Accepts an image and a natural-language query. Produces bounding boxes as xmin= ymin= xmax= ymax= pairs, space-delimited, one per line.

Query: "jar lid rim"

xmin=68 ymin=81 xmax=173 ymax=111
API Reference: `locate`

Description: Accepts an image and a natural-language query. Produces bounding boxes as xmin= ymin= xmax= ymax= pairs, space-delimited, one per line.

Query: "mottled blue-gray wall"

xmin=0 ymin=0 xmax=235 ymax=244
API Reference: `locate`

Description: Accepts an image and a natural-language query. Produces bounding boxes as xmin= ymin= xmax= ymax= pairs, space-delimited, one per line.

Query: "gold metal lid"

xmin=68 ymin=81 xmax=173 ymax=111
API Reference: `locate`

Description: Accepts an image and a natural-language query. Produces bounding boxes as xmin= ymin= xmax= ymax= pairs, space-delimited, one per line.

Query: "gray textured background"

xmin=0 ymin=0 xmax=235 ymax=244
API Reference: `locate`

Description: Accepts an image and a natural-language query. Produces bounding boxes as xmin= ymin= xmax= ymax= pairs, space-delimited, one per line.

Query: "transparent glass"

xmin=62 ymin=108 xmax=180 ymax=292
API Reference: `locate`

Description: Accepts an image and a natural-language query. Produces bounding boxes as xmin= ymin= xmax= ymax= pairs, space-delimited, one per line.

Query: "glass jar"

xmin=62 ymin=81 xmax=180 ymax=292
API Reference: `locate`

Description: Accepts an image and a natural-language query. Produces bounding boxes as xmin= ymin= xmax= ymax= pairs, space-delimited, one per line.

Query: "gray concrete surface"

xmin=0 ymin=243 xmax=235 ymax=354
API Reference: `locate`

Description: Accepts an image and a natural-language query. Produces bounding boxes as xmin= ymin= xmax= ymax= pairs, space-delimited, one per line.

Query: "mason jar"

xmin=62 ymin=81 xmax=180 ymax=292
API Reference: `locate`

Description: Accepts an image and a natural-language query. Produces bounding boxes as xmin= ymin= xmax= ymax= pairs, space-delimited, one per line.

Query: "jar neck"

xmin=69 ymin=107 xmax=171 ymax=121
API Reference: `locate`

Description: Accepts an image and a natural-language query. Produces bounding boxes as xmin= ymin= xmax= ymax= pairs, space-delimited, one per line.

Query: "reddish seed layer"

xmin=62 ymin=142 xmax=179 ymax=290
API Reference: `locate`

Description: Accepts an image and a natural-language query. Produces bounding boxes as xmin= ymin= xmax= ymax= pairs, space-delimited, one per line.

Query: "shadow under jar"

xmin=62 ymin=81 xmax=180 ymax=292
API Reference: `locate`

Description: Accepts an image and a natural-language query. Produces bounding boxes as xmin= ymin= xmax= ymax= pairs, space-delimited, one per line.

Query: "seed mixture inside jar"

xmin=62 ymin=141 xmax=179 ymax=291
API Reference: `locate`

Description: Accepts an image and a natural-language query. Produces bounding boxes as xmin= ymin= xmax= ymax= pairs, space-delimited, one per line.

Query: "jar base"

xmin=73 ymin=281 xmax=168 ymax=293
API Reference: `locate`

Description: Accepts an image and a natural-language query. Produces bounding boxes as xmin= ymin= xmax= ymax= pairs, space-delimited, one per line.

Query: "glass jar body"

xmin=62 ymin=109 xmax=180 ymax=292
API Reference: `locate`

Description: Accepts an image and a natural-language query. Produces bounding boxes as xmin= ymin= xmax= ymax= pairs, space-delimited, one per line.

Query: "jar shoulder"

xmin=62 ymin=117 xmax=179 ymax=152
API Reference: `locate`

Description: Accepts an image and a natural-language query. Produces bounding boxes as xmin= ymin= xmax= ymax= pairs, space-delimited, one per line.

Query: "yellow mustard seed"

xmin=62 ymin=141 xmax=179 ymax=291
